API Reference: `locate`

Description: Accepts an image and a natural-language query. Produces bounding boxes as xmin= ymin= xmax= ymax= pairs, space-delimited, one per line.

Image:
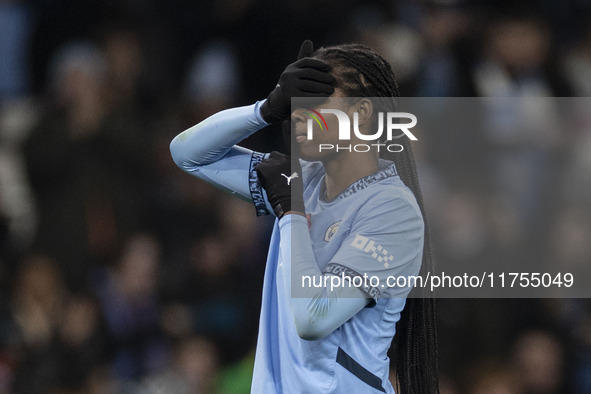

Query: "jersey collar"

xmin=319 ymin=160 xmax=398 ymax=203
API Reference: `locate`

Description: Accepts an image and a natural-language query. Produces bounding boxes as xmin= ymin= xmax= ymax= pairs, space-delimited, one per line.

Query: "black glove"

xmin=260 ymin=40 xmax=336 ymax=124
xmin=255 ymin=151 xmax=304 ymax=218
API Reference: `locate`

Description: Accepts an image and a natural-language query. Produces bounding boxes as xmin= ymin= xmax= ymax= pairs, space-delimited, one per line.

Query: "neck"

xmin=322 ymin=152 xmax=379 ymax=201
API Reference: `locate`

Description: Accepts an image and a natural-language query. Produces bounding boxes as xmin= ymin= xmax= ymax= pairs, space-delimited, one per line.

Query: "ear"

xmin=352 ymin=98 xmax=374 ymax=129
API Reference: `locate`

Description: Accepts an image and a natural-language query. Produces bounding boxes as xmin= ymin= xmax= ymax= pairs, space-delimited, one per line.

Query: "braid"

xmin=315 ymin=44 xmax=439 ymax=394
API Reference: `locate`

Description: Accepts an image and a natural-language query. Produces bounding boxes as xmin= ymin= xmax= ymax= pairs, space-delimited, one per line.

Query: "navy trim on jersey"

xmin=336 ymin=347 xmax=386 ymax=393
xmin=320 ymin=161 xmax=398 ymax=203
xmin=324 ymin=263 xmax=381 ymax=299
xmin=249 ymin=151 xmax=270 ymax=216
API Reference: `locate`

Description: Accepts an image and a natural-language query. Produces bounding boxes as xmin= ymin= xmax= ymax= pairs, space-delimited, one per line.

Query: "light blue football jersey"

xmin=251 ymin=159 xmax=424 ymax=394
xmin=169 ymin=102 xmax=424 ymax=394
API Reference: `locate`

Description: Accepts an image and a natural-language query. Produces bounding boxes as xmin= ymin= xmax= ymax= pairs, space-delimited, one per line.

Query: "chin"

xmin=296 ymin=143 xmax=333 ymax=162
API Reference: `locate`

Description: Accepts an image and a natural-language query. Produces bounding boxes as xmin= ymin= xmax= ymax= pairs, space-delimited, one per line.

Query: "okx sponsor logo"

xmin=304 ymin=107 xmax=417 ymax=153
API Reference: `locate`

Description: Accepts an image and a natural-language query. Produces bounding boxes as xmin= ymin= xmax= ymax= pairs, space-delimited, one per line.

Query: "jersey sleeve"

xmin=170 ymin=101 xmax=273 ymax=216
xmin=279 ymin=214 xmax=370 ymax=340
xmin=277 ymin=186 xmax=424 ymax=340
xmin=323 ymin=188 xmax=425 ymax=299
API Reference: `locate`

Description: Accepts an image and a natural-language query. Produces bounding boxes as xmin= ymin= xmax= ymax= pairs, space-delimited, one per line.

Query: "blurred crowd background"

xmin=0 ymin=0 xmax=590 ymax=393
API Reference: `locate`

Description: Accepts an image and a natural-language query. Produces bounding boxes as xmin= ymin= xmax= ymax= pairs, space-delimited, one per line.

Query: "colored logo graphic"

xmin=303 ymin=108 xmax=328 ymax=132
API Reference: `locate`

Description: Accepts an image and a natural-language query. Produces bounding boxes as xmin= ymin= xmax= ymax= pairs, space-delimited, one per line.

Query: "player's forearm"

xmin=169 ymin=100 xmax=268 ymax=170
xmin=279 ymin=215 xmax=368 ymax=341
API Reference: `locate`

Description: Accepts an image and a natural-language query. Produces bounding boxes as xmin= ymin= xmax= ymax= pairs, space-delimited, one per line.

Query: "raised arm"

xmin=170 ymin=101 xmax=272 ymax=214
xmin=170 ymin=39 xmax=335 ymax=214
xmin=170 ymin=101 xmax=267 ymax=169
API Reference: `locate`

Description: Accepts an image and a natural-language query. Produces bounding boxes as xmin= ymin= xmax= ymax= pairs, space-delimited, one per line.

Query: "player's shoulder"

xmin=362 ymin=173 xmax=421 ymax=215
xmin=351 ymin=179 xmax=424 ymax=239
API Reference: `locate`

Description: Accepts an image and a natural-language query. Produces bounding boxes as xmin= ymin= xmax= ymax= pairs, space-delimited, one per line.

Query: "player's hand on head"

xmin=261 ymin=40 xmax=336 ymax=124
xmin=255 ymin=151 xmax=304 ymax=218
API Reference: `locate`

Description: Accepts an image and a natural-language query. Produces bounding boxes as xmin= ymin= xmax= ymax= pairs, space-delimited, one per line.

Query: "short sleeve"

xmin=323 ymin=189 xmax=424 ymax=299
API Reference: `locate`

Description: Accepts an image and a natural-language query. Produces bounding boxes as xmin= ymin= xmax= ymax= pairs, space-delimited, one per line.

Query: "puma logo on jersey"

xmin=281 ymin=172 xmax=299 ymax=185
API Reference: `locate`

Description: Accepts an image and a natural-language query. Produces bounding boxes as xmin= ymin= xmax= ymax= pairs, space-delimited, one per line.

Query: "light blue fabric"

xmin=169 ymin=102 xmax=424 ymax=393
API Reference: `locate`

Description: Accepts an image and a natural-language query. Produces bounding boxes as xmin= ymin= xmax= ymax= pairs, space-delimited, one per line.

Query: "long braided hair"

xmin=314 ymin=44 xmax=439 ymax=394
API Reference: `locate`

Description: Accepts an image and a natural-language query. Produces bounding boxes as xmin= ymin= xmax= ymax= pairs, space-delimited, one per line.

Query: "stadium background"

xmin=0 ymin=0 xmax=590 ymax=392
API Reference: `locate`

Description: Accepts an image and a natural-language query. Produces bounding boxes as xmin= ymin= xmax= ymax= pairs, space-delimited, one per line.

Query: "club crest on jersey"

xmin=324 ymin=221 xmax=341 ymax=242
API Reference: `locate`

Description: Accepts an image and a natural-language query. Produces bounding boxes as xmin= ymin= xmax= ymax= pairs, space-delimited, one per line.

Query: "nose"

xmin=291 ymin=108 xmax=307 ymax=123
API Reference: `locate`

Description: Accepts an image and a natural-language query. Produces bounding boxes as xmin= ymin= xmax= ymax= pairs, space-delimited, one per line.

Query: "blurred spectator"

xmin=416 ymin=1 xmax=476 ymax=96
xmin=11 ymin=255 xmax=66 ymax=349
xmin=474 ymin=15 xmax=567 ymax=237
xmin=143 ymin=335 xmax=220 ymax=394
xmin=94 ymin=233 xmax=167 ymax=380
xmin=97 ymin=21 xmax=159 ymax=137
xmin=99 ymin=23 xmax=146 ymax=110
xmin=558 ymin=98 xmax=591 ymax=210
xmin=548 ymin=207 xmax=591 ymax=285
xmin=9 ymin=254 xmax=68 ymax=393
xmin=511 ymin=330 xmax=566 ymax=393
xmin=50 ymin=293 xmax=108 ymax=392
xmin=0 ymin=99 xmax=38 ymax=255
xmin=473 ymin=15 xmax=569 ymax=97
xmin=0 ymin=0 xmax=39 ymax=257
xmin=346 ymin=3 xmax=424 ymax=94
xmin=465 ymin=358 xmax=521 ymax=394
xmin=562 ymin=22 xmax=591 ymax=96
xmin=549 ymin=204 xmax=591 ymax=393
xmin=437 ymin=375 xmax=460 ymax=394
xmin=22 ymin=41 xmax=147 ymax=286
xmin=0 ymin=0 xmax=32 ymax=102
xmin=433 ymin=187 xmax=489 ymax=265
xmin=173 ymin=226 xmax=257 ymax=363
xmin=553 ymin=297 xmax=591 ymax=393
xmin=184 ymin=39 xmax=242 ymax=124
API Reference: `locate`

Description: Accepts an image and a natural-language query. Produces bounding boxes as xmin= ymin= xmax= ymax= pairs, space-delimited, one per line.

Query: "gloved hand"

xmin=260 ymin=40 xmax=336 ymax=124
xmin=255 ymin=151 xmax=304 ymax=218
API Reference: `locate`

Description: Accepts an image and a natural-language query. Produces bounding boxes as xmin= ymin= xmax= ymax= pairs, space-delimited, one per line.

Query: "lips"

xmin=295 ymin=134 xmax=307 ymax=143
xmin=294 ymin=125 xmax=308 ymax=143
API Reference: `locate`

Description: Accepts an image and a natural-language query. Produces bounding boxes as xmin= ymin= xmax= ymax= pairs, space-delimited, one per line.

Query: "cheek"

xmin=313 ymin=116 xmax=340 ymax=144
xmin=325 ymin=117 xmax=339 ymax=136
xmin=305 ymin=119 xmax=330 ymax=143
